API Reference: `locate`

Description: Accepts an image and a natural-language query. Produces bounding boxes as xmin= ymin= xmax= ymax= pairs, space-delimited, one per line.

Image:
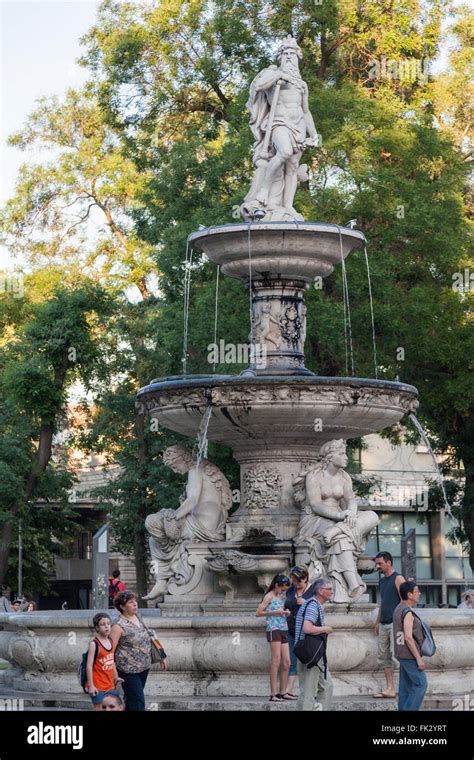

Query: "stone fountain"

xmin=137 ymin=34 xmax=419 ymax=612
xmin=1 ymin=35 xmax=473 ymax=706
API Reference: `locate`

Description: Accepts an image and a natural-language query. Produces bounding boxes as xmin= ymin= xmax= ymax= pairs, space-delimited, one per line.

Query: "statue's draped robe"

xmin=146 ymin=462 xmax=232 ymax=588
xmin=243 ymin=66 xmax=308 ymax=217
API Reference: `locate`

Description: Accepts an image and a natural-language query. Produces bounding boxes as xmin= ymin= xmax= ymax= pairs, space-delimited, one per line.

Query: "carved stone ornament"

xmin=206 ymin=550 xmax=259 ymax=573
xmin=243 ymin=465 xmax=282 ymax=510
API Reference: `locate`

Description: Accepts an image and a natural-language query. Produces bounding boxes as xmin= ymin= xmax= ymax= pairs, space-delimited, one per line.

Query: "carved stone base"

xmin=164 ymin=543 xmax=220 ymax=602
xmin=206 ymin=543 xmax=292 ymax=599
xmin=2 ymin=609 xmax=473 ymax=699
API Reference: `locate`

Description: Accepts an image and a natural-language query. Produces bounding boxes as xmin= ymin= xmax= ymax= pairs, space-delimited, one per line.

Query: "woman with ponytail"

xmin=256 ymin=573 xmax=292 ymax=702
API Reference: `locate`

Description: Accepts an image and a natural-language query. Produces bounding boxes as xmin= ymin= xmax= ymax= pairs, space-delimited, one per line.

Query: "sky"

xmin=0 ymin=0 xmax=471 ymax=258
xmin=0 ymin=0 xmax=101 ymax=206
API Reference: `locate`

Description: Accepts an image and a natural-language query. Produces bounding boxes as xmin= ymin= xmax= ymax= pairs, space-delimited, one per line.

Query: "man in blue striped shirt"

xmin=294 ymin=577 xmax=334 ymax=710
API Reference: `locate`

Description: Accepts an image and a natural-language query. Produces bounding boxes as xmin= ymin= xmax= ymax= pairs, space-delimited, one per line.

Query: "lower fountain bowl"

xmin=137 ymin=375 xmax=418 ymax=448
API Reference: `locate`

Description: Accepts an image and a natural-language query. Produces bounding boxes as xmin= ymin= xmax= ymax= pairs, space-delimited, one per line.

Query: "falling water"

xmin=182 ymin=240 xmax=193 ymax=375
xmin=338 ymin=227 xmax=355 ymax=376
xmin=409 ymin=413 xmax=453 ymax=517
xmin=247 ymin=223 xmax=255 ymax=346
xmin=196 ymin=405 xmax=213 ymax=466
xmin=212 ymin=265 xmax=220 ymax=373
xmin=363 ymin=245 xmax=378 ymax=379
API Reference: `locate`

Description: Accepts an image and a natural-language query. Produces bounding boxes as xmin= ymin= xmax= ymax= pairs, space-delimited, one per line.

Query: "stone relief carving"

xmin=279 ymin=303 xmax=303 ymax=349
xmin=149 ymin=385 xmax=418 ymax=416
xmin=243 ymin=465 xmax=283 ymax=510
xmin=252 ymin=302 xmax=284 ymax=351
xmin=207 ymin=550 xmax=258 ymax=573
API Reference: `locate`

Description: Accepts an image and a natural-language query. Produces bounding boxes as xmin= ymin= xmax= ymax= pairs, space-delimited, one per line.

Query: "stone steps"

xmin=0 ymin=685 xmax=455 ymax=711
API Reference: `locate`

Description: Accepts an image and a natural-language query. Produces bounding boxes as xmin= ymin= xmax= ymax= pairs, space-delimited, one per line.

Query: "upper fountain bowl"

xmin=188 ymin=222 xmax=366 ymax=282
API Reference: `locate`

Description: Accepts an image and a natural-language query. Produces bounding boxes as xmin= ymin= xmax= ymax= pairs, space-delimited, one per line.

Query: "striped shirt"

xmin=294 ymin=598 xmax=324 ymax=643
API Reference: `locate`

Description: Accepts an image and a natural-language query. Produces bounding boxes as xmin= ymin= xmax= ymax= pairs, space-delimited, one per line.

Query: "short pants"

xmin=266 ymin=630 xmax=289 ymax=643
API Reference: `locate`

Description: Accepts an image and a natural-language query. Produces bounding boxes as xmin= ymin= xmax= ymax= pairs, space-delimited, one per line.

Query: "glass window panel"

xmin=445 ymin=540 xmax=463 ymax=558
xmin=378 ymin=514 xmax=403 ymax=534
xmin=404 ymin=513 xmax=429 ymax=534
xmin=423 ymin=586 xmax=441 ymax=607
xmin=365 ymin=536 xmax=378 ymax=555
xmin=461 ymin=559 xmax=473 ymax=580
xmin=448 ymin=588 xmax=460 ymax=607
xmin=415 ymin=558 xmax=432 ymax=579
xmin=359 ymin=571 xmax=379 ymax=582
xmin=366 ymin=586 xmax=378 ymax=603
xmin=445 ymin=558 xmax=465 ymax=580
xmin=379 ymin=535 xmax=401 ymax=553
xmin=416 ymin=536 xmax=431 ymax=558
xmin=417 ymin=588 xmax=427 ymax=606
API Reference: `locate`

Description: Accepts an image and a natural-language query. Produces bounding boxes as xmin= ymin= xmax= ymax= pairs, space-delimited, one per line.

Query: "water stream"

xmin=409 ymin=413 xmax=453 ymax=517
xmin=182 ymin=239 xmax=193 ymax=375
xmin=212 ymin=265 xmax=220 ymax=373
xmin=196 ymin=404 xmax=213 ymax=466
xmin=247 ymin=223 xmax=255 ymax=347
xmin=338 ymin=227 xmax=355 ymax=376
xmin=363 ymin=245 xmax=378 ymax=379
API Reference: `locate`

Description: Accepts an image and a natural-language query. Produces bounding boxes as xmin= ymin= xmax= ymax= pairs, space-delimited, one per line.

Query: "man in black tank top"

xmin=373 ymin=551 xmax=405 ymax=698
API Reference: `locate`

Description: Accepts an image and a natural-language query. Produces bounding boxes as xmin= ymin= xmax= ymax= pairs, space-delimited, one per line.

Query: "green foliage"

xmin=0 ymin=275 xmax=114 ymax=589
xmin=1 ymin=0 xmax=473 ymax=583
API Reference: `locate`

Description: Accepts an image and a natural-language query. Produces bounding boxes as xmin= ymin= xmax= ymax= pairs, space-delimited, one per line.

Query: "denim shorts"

xmin=90 ymin=691 xmax=108 ymax=704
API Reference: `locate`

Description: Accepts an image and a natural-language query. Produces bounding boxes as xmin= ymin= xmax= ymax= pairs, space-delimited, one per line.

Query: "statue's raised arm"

xmin=241 ymin=35 xmax=319 ymax=222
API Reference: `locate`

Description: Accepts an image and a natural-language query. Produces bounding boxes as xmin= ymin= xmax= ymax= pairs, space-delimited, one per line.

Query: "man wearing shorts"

xmin=373 ymin=551 xmax=405 ymax=698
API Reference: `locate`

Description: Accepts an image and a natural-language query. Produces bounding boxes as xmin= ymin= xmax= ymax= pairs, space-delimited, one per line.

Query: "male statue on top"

xmin=241 ymin=35 xmax=319 ymax=222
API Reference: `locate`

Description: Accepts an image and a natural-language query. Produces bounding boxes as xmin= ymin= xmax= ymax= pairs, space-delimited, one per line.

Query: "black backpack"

xmin=293 ymin=600 xmax=328 ymax=674
xmin=108 ymin=579 xmax=120 ymax=607
xmin=78 ymin=640 xmax=99 ymax=692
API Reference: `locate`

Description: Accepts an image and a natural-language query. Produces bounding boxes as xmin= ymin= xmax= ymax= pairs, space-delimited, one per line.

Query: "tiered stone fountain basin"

xmin=1 ymin=609 xmax=473 ymax=700
xmin=137 ymin=375 xmax=419 ymax=447
xmin=188 ymin=221 xmax=366 ymax=280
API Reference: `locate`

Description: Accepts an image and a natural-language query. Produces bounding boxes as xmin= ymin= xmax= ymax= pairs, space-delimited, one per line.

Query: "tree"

xmin=78 ymin=0 xmax=473 ymax=565
xmin=2 ymin=0 xmax=472 ymax=585
xmin=0 ymin=274 xmax=113 ymax=587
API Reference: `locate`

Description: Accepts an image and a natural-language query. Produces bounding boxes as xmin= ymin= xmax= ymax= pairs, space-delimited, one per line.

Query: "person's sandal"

xmin=279 ymin=692 xmax=298 ymax=700
xmin=269 ymin=695 xmax=284 ymax=702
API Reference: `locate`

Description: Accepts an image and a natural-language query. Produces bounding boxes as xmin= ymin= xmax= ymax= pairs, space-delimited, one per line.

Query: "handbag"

xmin=143 ymin=621 xmax=167 ymax=664
xmin=401 ymin=608 xmax=436 ymax=657
xmin=150 ymin=637 xmax=167 ymax=664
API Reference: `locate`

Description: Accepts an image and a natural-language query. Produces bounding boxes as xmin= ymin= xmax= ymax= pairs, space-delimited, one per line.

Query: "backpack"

xmin=293 ymin=600 xmax=328 ymax=674
xmin=108 ymin=579 xmax=121 ymax=607
xmin=401 ymin=608 xmax=436 ymax=657
xmin=78 ymin=640 xmax=99 ymax=692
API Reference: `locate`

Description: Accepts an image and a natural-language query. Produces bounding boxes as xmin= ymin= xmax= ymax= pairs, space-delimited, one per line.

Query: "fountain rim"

xmin=188 ymin=220 xmax=367 ymax=247
xmin=138 ymin=374 xmax=418 ymax=398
